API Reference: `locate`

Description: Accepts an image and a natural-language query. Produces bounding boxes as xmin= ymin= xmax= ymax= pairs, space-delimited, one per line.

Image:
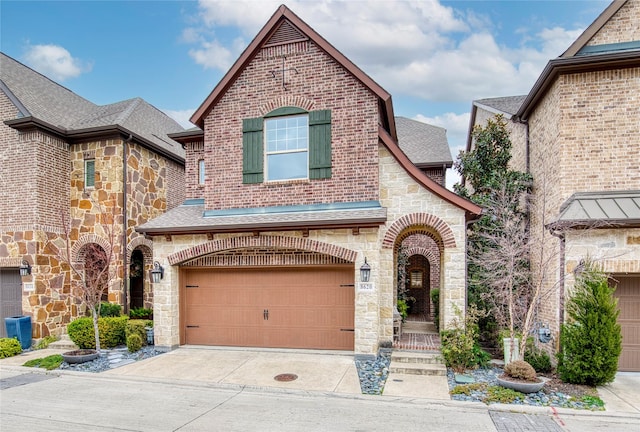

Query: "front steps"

xmin=389 ymin=351 xmax=446 ymax=376
xmin=402 ymin=321 xmax=437 ymax=334
xmin=47 ymin=334 xmax=79 ymax=350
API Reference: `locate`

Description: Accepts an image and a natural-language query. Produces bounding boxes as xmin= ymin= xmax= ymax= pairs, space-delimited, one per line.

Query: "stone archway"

xmin=127 ymin=237 xmax=153 ymax=310
xmin=384 ymin=213 xmax=454 ymax=330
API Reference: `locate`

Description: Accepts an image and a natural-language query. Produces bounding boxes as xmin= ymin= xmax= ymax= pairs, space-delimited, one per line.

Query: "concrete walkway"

xmin=1 ymin=346 xmax=637 ymax=412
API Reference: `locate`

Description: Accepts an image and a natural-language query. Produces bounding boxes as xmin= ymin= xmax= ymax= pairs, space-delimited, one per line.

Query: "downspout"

xmin=549 ymin=229 xmax=565 ymax=353
xmin=122 ymin=134 xmax=133 ymax=314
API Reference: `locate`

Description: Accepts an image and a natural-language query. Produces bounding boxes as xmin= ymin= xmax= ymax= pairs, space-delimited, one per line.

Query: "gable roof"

xmin=1 ymin=52 xmax=185 ymax=163
xmin=474 ymin=96 xmax=527 ymax=118
xmin=395 ymin=117 xmax=452 ymax=167
xmin=190 ymin=4 xmax=396 ymax=141
xmin=515 ymin=0 xmax=640 ymax=121
xmin=561 ymin=0 xmax=630 ymax=58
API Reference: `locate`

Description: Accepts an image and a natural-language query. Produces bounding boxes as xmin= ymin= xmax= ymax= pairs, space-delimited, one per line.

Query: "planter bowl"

xmin=496 ymin=376 xmax=544 ymax=394
xmin=62 ymin=349 xmax=99 ymax=364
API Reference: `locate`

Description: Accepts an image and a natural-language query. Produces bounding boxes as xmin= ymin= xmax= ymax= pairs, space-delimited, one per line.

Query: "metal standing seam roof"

xmin=0 ymin=52 xmax=185 ymax=161
xmin=136 ymin=200 xmax=388 ymax=234
xmin=550 ymin=191 xmax=640 ymax=229
xmin=394 ymin=117 xmax=452 ymax=166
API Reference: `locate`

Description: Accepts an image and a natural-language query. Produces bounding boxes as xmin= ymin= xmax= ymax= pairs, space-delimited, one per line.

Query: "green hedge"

xmin=67 ymin=316 xmax=129 ymax=349
xmin=126 ymin=320 xmax=150 ymax=346
xmin=99 ymin=302 xmax=122 ymax=317
xmin=0 ymin=338 xmax=22 ymax=358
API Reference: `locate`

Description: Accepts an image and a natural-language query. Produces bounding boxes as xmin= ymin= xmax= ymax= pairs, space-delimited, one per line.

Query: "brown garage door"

xmin=614 ymin=275 xmax=640 ymax=372
xmin=182 ymin=266 xmax=354 ymax=350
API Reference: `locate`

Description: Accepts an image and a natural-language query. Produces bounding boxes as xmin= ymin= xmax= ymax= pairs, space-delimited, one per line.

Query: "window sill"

xmin=264 ymin=179 xmax=310 ymax=187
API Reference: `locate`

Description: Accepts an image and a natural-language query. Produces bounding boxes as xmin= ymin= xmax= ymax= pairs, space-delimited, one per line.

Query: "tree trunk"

xmin=92 ymin=308 xmax=101 ymax=353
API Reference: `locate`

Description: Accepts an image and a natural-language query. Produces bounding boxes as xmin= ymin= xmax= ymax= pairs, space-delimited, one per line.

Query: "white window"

xmin=265 ymin=115 xmax=308 ymax=181
xmin=198 ymin=159 xmax=205 ymax=185
xmin=410 ymin=271 xmax=423 ymax=288
xmin=85 ymin=159 xmax=95 ymax=188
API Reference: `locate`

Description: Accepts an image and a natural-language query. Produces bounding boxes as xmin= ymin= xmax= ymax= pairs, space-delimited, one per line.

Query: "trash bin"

xmin=5 ymin=316 xmax=32 ymax=350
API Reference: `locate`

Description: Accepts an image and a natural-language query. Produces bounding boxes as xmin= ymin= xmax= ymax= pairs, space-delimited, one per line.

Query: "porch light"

xmin=19 ymin=260 xmax=32 ymax=277
xmin=150 ymin=261 xmax=164 ymax=284
xmin=360 ymin=258 xmax=371 ymax=282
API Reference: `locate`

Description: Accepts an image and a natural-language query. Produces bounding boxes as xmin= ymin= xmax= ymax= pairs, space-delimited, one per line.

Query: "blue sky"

xmin=1 ymin=0 xmax=611 ymax=186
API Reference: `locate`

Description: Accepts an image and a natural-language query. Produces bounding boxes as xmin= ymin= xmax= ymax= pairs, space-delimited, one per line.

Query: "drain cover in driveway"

xmin=274 ymin=373 xmax=298 ymax=382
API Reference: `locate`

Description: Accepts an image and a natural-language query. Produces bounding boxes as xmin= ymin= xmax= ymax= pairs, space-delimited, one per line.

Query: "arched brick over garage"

xmin=168 ymin=235 xmax=358 ymax=265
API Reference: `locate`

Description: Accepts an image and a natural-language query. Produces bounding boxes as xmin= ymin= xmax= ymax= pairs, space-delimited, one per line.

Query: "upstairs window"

xmin=85 ymin=159 xmax=95 ymax=188
xmin=265 ymin=115 xmax=308 ymax=181
xmin=242 ymin=107 xmax=331 ymax=184
xmin=198 ymin=159 xmax=205 ymax=185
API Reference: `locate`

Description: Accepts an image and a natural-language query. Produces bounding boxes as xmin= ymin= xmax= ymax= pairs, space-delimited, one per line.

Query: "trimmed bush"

xmin=504 ymin=360 xmax=537 ymax=382
xmin=67 ymin=316 xmax=129 ymax=349
xmin=126 ymin=320 xmax=148 ymax=346
xmin=99 ymin=302 xmax=122 ymax=317
xmin=557 ymin=263 xmax=622 ymax=386
xmin=0 ymin=338 xmax=22 ymax=358
xmin=129 ymin=307 xmax=153 ymax=320
xmin=440 ymin=306 xmax=490 ymax=372
xmin=126 ymin=333 xmax=143 ymax=353
xmin=524 ymin=346 xmax=552 ymax=373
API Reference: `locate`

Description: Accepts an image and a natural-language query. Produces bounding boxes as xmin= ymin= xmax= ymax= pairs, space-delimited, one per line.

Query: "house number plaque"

xmin=357 ymin=282 xmax=374 ymax=292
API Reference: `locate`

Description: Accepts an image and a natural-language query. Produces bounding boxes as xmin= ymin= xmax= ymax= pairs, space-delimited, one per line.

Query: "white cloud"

xmin=23 ymin=44 xmax=90 ymax=81
xmin=186 ymin=1 xmax=585 ymax=103
xmin=163 ymin=109 xmax=196 ymax=129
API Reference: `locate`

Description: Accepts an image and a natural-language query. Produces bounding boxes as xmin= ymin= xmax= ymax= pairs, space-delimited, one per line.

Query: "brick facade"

xmin=202 ymin=41 xmax=379 ymax=210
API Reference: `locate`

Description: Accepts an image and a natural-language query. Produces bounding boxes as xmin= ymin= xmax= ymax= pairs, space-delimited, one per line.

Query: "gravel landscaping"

xmin=57 ymin=346 xmax=163 ymax=373
xmin=355 ymin=348 xmax=391 ymax=395
xmin=447 ymin=367 xmax=604 ymax=410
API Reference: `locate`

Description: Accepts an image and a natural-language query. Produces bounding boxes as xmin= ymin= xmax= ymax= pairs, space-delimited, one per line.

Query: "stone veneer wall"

xmin=150 ymin=145 xmax=469 ymax=354
xmin=378 ymin=145 xmax=467 ymax=332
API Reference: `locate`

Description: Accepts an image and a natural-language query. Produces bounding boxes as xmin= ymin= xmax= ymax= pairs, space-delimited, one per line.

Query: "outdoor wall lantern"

xmin=19 ymin=260 xmax=32 ymax=277
xmin=150 ymin=261 xmax=164 ymax=284
xmin=360 ymin=258 xmax=371 ymax=282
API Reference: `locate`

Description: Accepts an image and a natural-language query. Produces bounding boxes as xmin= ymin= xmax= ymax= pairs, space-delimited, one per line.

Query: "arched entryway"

xmin=384 ymin=213 xmax=455 ymax=350
xmin=129 ymin=249 xmax=145 ymax=309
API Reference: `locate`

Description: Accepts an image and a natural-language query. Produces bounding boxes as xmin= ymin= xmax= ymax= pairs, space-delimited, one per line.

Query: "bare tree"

xmin=44 ymin=201 xmax=118 ymax=352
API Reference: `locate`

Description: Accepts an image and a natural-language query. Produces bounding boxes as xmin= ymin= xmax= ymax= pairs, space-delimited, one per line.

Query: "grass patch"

xmin=23 ymin=355 xmax=63 ymax=370
xmin=579 ymin=395 xmax=605 ymax=408
xmin=450 ymin=382 xmax=488 ymax=395
xmin=483 ymin=385 xmax=525 ymax=404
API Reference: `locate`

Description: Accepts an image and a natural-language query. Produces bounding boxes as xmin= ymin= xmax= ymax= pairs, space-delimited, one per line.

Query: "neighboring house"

xmin=0 ymin=53 xmax=185 ymax=339
xmin=468 ymin=0 xmax=640 ymax=371
xmin=137 ymin=5 xmax=480 ymax=356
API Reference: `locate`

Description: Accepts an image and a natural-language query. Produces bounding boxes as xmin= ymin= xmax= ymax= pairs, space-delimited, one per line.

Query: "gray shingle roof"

xmin=474 ymin=95 xmax=527 ymax=116
xmin=395 ymin=117 xmax=452 ymax=166
xmin=0 ymin=52 xmax=184 ymax=160
xmin=550 ymin=190 xmax=640 ymax=229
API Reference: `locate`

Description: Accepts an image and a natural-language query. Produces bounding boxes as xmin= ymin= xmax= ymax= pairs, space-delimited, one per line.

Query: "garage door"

xmin=183 ymin=266 xmax=354 ymax=350
xmin=614 ymin=275 xmax=640 ymax=372
xmin=1 ymin=269 xmax=23 ymax=338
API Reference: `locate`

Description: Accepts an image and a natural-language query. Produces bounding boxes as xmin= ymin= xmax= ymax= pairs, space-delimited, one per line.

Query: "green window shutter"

xmin=309 ymin=109 xmax=331 ymax=179
xmin=242 ymin=117 xmax=264 ymax=184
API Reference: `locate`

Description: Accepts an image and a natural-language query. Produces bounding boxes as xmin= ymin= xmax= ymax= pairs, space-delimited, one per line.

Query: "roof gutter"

xmin=5 ymin=117 xmax=185 ymax=164
xmin=516 ymin=51 xmax=640 ymax=121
